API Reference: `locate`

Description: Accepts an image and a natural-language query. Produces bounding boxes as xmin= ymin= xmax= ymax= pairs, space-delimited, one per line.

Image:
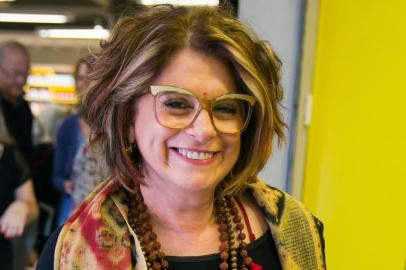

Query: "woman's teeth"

xmin=177 ymin=148 xmax=214 ymax=160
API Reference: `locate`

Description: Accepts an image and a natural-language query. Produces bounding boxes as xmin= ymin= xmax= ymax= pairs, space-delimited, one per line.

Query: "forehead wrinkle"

xmin=199 ymin=87 xmax=236 ymax=101
xmin=192 ymin=88 xmax=234 ymax=102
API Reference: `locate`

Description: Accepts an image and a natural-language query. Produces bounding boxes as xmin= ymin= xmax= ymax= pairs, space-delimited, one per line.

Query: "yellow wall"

xmin=302 ymin=1 xmax=406 ymax=269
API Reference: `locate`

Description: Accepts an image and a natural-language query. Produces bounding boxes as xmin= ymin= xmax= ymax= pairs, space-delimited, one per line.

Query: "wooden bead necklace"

xmin=126 ymin=184 xmax=253 ymax=270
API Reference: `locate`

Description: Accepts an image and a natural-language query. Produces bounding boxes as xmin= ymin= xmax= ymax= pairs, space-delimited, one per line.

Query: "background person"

xmin=70 ymin=141 xmax=110 ymax=210
xmin=0 ymin=41 xmax=33 ymax=169
xmin=38 ymin=5 xmax=326 ymax=270
xmin=0 ymin=40 xmax=39 ymax=270
xmin=0 ymin=144 xmax=38 ymax=270
xmin=52 ymin=57 xmax=92 ymax=226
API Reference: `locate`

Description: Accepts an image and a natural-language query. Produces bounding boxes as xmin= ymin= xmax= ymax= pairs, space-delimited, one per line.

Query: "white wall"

xmin=239 ymin=0 xmax=305 ymax=190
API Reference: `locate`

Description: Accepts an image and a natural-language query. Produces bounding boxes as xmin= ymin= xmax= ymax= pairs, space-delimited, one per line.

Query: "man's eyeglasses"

xmin=150 ymin=85 xmax=256 ymax=134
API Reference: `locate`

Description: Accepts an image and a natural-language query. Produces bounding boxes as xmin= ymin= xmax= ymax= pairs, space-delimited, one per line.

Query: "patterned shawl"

xmin=54 ymin=179 xmax=326 ymax=270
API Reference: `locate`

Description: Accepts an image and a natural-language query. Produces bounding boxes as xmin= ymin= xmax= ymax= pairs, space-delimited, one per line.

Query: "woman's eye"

xmin=163 ymin=99 xmax=193 ymax=110
xmin=213 ymin=105 xmax=237 ymax=115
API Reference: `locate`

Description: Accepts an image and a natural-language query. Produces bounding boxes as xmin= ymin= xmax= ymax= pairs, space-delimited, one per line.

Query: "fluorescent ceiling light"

xmin=37 ymin=26 xmax=110 ymax=40
xmin=0 ymin=13 xmax=68 ymax=24
xmin=0 ymin=0 xmax=16 ymax=2
xmin=140 ymin=0 xmax=219 ymax=5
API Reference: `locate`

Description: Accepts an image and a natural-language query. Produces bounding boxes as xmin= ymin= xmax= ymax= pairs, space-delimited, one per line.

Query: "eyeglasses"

xmin=150 ymin=85 xmax=256 ymax=134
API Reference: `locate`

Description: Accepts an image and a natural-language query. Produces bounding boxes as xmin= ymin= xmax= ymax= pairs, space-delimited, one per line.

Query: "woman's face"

xmin=132 ymin=48 xmax=241 ymax=193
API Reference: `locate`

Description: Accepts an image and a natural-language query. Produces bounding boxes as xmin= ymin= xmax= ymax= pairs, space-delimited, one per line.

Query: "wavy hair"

xmin=82 ymin=5 xmax=286 ymax=195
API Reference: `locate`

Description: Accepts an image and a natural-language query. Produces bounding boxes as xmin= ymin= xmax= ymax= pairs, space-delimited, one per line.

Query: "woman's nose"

xmin=184 ymin=109 xmax=217 ymax=142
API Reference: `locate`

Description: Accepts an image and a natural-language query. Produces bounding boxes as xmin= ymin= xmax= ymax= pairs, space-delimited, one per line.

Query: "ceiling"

xmin=0 ymin=0 xmax=238 ymax=65
xmin=0 ymin=0 xmax=138 ymax=64
xmin=0 ymin=0 xmax=139 ymax=31
xmin=0 ymin=0 xmax=239 ymax=32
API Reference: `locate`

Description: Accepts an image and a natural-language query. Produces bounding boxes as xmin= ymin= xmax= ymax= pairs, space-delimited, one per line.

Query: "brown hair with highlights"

xmin=82 ymin=5 xmax=286 ymax=195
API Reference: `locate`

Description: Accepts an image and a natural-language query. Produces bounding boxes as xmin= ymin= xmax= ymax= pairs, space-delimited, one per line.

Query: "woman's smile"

xmin=175 ymin=147 xmax=215 ymax=160
xmin=171 ymin=147 xmax=219 ymax=165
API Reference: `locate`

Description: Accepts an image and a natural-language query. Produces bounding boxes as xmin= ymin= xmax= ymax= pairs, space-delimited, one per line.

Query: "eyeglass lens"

xmin=155 ymin=92 xmax=250 ymax=133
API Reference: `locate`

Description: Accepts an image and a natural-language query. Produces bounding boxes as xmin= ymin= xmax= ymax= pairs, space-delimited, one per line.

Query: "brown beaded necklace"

xmin=126 ymin=184 xmax=253 ymax=270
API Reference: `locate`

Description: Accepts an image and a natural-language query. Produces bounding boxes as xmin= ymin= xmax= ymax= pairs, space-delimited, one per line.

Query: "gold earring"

xmin=126 ymin=143 xmax=136 ymax=154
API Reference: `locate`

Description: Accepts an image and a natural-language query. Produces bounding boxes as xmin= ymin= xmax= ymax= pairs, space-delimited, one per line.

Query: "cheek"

xmin=133 ymin=106 xmax=177 ymax=154
xmin=224 ymin=136 xmax=241 ymax=162
xmin=132 ymin=97 xmax=153 ymax=142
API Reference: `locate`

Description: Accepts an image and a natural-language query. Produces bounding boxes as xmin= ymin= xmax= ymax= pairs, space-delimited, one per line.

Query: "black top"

xmin=166 ymin=229 xmax=282 ymax=270
xmin=0 ymin=95 xmax=33 ymax=163
xmin=0 ymin=144 xmax=27 ymax=215
xmin=37 ymin=227 xmax=282 ymax=270
xmin=0 ymin=144 xmax=29 ymax=270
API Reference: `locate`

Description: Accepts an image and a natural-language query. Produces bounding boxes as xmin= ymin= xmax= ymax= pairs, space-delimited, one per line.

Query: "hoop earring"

xmin=126 ymin=143 xmax=144 ymax=176
xmin=125 ymin=143 xmax=136 ymax=154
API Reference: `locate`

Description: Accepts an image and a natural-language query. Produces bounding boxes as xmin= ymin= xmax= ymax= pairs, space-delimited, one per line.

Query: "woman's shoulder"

xmin=246 ymin=178 xmax=311 ymax=223
xmin=51 ymin=180 xmax=134 ymax=269
xmin=36 ymin=226 xmax=63 ymax=270
xmin=245 ymin=178 xmax=326 ymax=269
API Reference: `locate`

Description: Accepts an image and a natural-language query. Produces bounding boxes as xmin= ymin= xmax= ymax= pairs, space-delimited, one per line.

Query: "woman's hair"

xmin=82 ymin=5 xmax=286 ymax=195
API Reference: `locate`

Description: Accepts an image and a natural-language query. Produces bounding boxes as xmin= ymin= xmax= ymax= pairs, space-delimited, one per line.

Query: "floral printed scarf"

xmin=54 ymin=179 xmax=326 ymax=270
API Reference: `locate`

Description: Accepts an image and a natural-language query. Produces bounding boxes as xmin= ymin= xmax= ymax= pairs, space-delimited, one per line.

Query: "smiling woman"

xmin=37 ymin=5 xmax=326 ymax=270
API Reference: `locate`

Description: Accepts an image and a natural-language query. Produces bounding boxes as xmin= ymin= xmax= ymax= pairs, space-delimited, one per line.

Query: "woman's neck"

xmin=138 ymin=180 xmax=222 ymax=255
xmin=139 ymin=181 xmax=217 ymax=233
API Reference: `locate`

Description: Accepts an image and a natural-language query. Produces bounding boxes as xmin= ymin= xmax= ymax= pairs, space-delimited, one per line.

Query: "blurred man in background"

xmin=0 ymin=41 xmax=33 ymax=163
xmin=0 ymin=41 xmax=38 ymax=270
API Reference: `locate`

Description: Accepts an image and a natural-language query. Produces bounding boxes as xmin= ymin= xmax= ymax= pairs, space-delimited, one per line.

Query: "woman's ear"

xmin=128 ymin=104 xmax=137 ymax=144
xmin=128 ymin=125 xmax=135 ymax=144
xmin=125 ymin=124 xmax=136 ymax=154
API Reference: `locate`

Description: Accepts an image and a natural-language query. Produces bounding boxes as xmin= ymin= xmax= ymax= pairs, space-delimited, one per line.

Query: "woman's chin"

xmin=172 ymin=176 xmax=221 ymax=193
